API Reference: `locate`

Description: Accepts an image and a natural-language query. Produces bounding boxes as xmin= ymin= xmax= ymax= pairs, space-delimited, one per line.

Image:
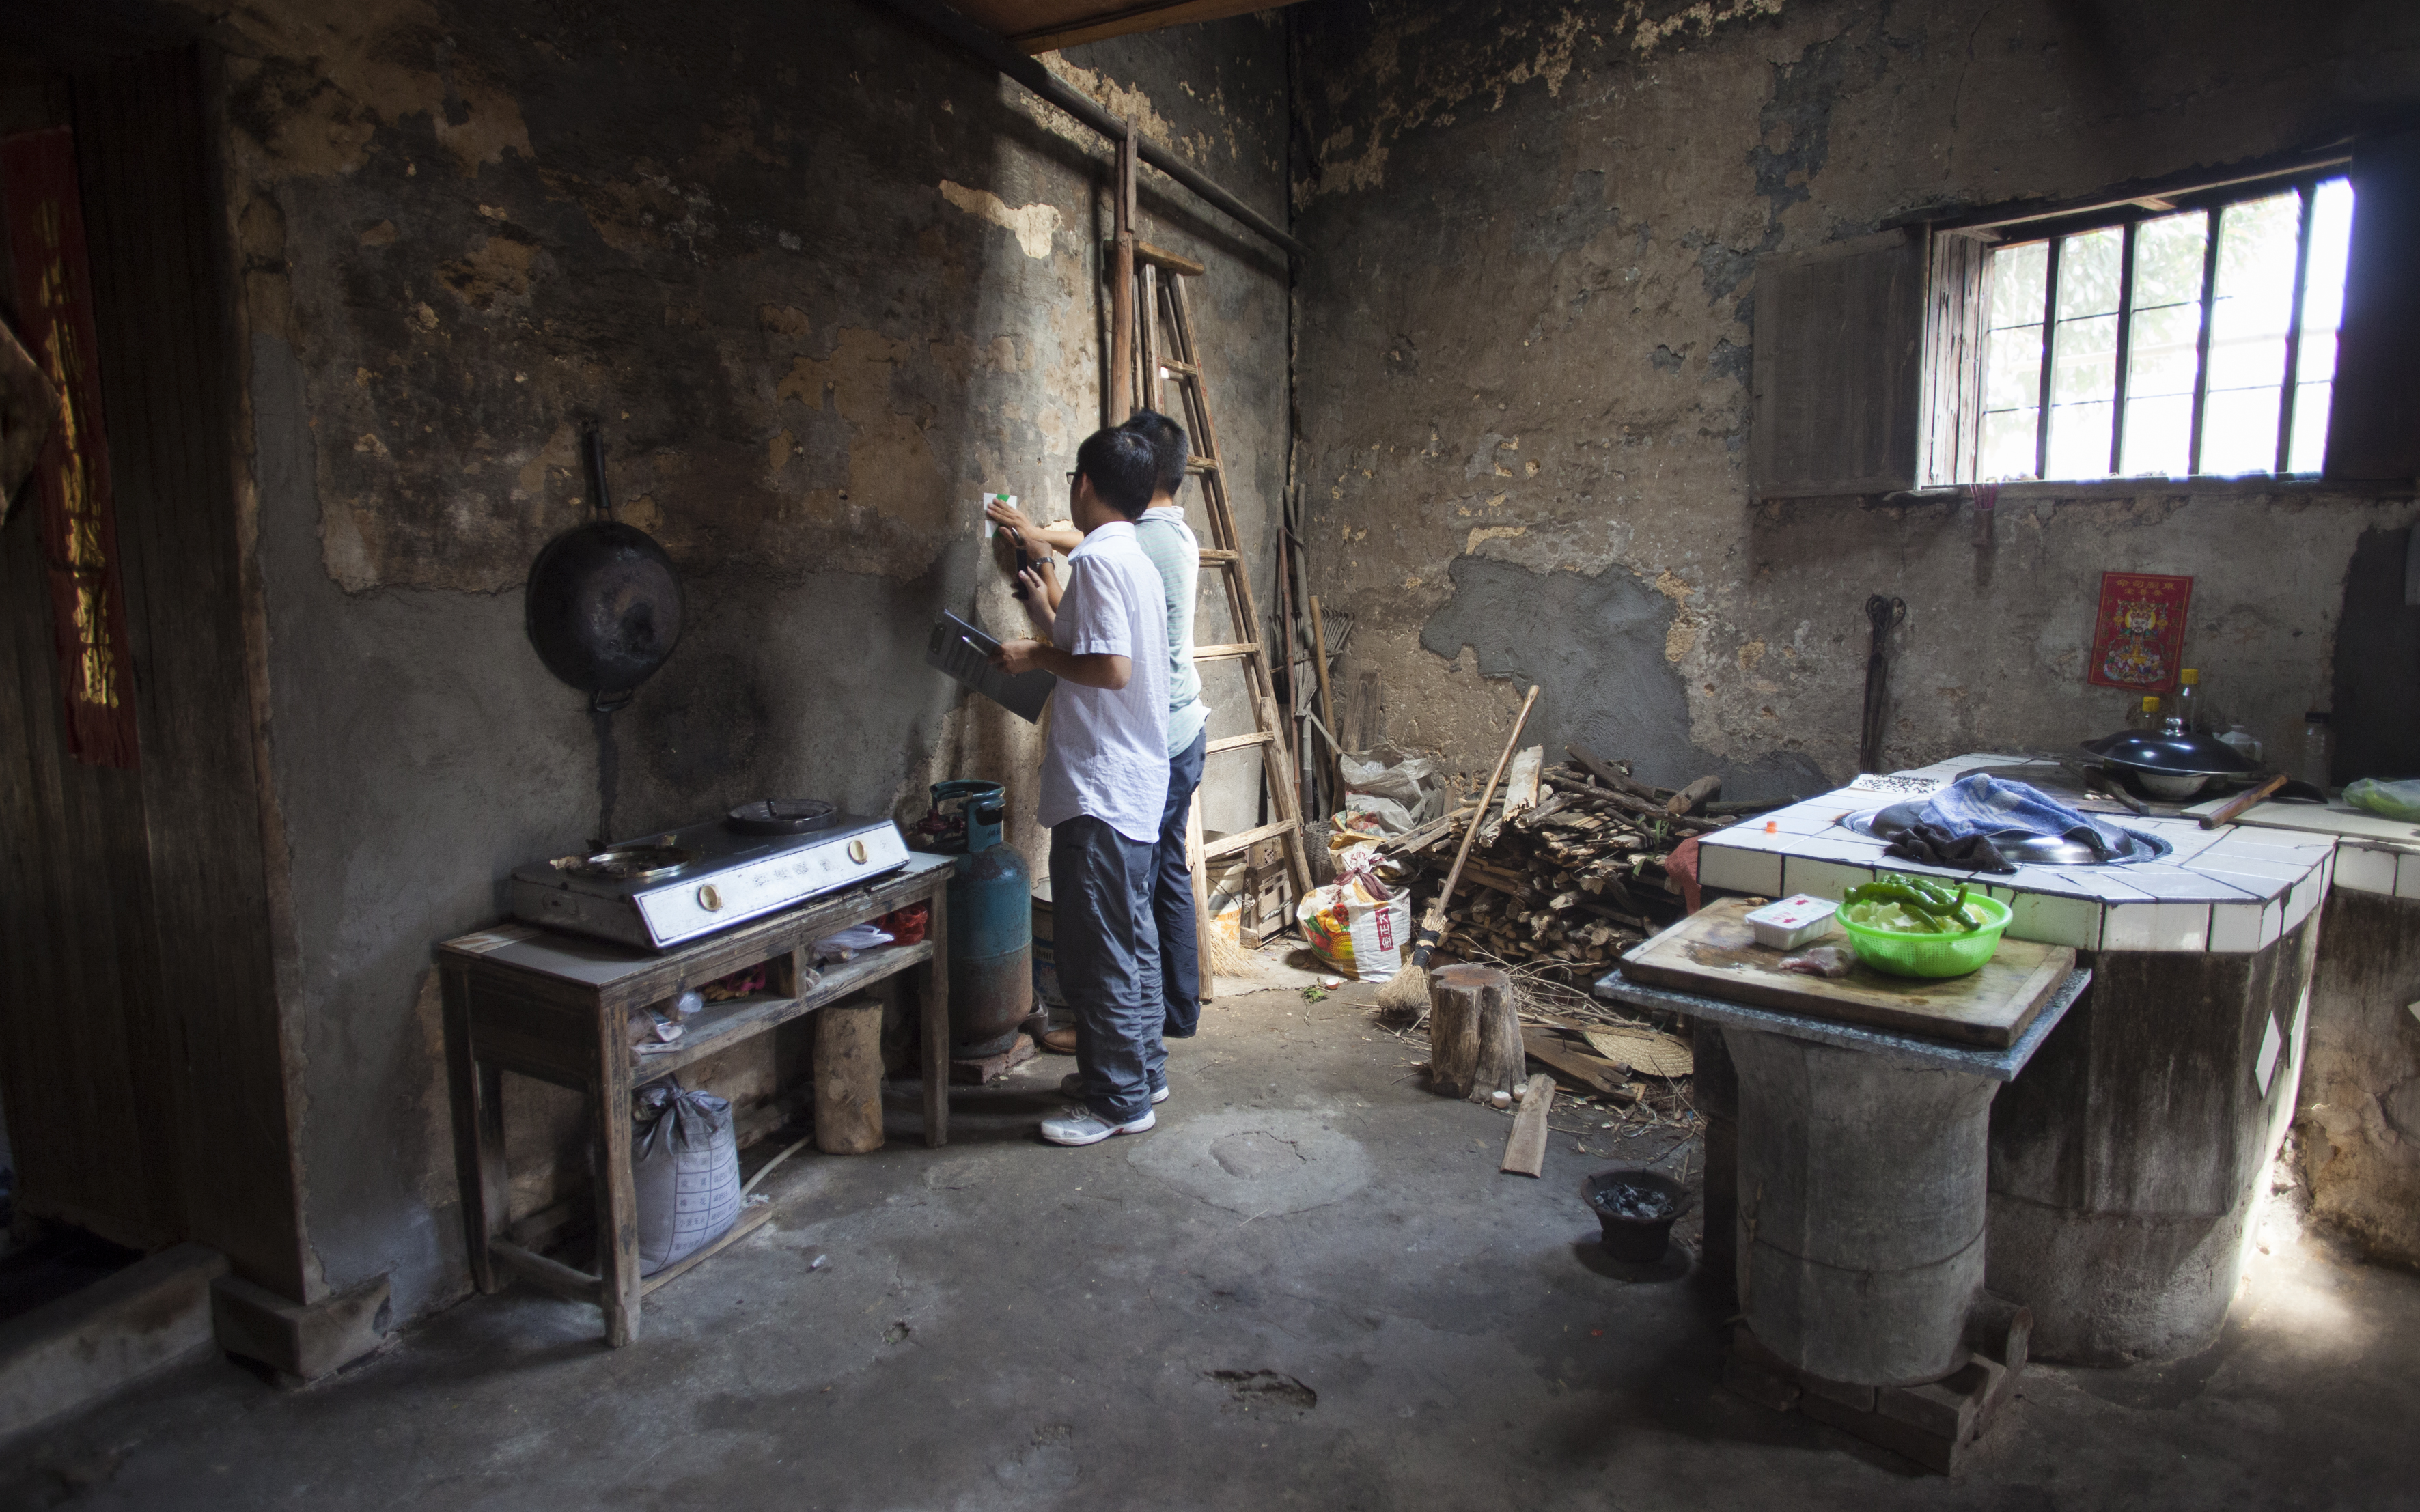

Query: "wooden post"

xmin=815 ymin=998 xmax=887 ymax=1155
xmin=1426 ymin=963 xmax=1522 ymax=1103
xmin=1309 ymin=595 xmax=1343 ymax=814
xmin=1110 ymin=122 xmax=1137 ymax=421
xmin=593 ymin=1016 xmax=642 ymax=1347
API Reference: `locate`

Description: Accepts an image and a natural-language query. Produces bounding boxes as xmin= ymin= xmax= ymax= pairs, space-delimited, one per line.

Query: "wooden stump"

xmin=1428 ymin=964 xmax=1522 ymax=1103
xmin=814 ymin=998 xmax=885 ymax=1155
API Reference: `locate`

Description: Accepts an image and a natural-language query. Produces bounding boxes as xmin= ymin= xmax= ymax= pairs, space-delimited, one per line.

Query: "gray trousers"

xmin=1049 ymin=815 xmax=1166 ymax=1125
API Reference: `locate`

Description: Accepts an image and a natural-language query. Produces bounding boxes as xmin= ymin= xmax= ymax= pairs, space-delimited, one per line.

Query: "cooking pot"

xmin=526 ymin=428 xmax=682 ymax=712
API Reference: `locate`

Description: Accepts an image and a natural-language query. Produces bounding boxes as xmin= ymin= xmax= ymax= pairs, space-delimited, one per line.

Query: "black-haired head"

xmin=1075 ymin=426 xmax=1158 ymax=519
xmin=1120 ymin=409 xmax=1191 ymax=499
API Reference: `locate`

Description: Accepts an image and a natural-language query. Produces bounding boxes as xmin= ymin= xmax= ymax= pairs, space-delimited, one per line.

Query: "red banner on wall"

xmin=1 ymin=127 xmax=138 ymax=769
xmin=2087 ymin=571 xmax=2193 ymax=695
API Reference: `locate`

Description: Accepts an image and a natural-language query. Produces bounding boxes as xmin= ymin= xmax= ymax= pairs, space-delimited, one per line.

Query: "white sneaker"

xmin=1040 ymin=1105 xmax=1156 ymax=1146
xmin=1061 ymin=1072 xmax=1169 ymax=1104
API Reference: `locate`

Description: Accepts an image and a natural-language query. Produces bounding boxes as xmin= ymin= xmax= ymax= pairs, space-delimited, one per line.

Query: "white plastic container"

xmin=1745 ymin=894 xmax=1839 ymax=950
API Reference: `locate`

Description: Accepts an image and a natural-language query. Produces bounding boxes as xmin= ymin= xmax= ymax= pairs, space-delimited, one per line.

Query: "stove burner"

xmin=725 ymin=798 xmax=840 ymax=836
xmin=553 ymin=845 xmax=698 ymax=881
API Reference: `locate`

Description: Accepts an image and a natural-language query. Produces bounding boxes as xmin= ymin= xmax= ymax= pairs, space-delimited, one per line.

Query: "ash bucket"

xmin=1581 ymin=1168 xmax=1694 ymax=1263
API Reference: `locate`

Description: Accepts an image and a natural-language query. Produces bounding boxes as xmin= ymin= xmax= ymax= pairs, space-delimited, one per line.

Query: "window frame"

xmin=1925 ymin=156 xmax=2356 ymax=488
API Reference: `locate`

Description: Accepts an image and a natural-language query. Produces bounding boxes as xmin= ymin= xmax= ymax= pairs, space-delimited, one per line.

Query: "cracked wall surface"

xmin=199 ymin=0 xmax=1292 ymax=1320
xmin=1290 ymin=0 xmax=2420 ymax=793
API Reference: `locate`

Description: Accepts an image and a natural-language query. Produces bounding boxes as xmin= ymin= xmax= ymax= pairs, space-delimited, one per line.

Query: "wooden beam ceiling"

xmin=949 ymin=0 xmax=1309 ymax=55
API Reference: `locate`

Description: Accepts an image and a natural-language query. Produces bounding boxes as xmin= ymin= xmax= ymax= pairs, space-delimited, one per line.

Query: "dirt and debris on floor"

xmin=3 ymin=957 xmax=2416 ymax=1510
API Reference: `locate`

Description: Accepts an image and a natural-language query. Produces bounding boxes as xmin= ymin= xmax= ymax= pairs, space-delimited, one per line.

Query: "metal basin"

xmin=1840 ymin=802 xmax=2170 ymax=866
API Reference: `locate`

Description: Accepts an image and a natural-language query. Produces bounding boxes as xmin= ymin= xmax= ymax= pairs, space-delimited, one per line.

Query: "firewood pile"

xmin=1376 ymin=742 xmax=1793 ymax=979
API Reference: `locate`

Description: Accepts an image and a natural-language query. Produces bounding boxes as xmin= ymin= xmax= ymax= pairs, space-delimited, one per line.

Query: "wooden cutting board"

xmin=1617 ymin=898 xmax=2074 ymax=1048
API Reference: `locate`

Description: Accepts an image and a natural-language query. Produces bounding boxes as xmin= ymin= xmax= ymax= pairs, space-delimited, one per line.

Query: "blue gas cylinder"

xmin=916 ymin=781 xmax=1031 ymax=1058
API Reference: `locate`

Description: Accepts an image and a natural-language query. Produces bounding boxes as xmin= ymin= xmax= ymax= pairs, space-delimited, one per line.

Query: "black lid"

xmin=2081 ymin=721 xmax=2262 ymax=776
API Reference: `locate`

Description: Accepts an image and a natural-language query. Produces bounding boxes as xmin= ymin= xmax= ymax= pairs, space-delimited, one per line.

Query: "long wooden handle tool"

xmin=1408 ymin=684 xmax=1542 ymax=974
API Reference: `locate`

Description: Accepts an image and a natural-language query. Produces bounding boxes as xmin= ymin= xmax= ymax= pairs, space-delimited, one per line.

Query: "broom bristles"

xmin=1373 ymin=953 xmax=1431 ymax=1014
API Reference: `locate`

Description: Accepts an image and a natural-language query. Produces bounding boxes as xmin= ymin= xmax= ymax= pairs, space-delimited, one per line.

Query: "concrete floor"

xmin=4 ymin=982 xmax=2417 ymax=1511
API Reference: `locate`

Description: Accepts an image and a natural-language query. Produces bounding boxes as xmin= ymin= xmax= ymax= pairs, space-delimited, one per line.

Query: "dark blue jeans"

xmin=1049 ymin=815 xmax=1165 ymax=1125
xmin=1156 ymin=726 xmax=1208 ymax=1038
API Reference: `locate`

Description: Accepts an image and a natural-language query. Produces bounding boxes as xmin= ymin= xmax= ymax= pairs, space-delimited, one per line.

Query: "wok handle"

xmin=592 ymin=686 xmax=635 ymax=714
xmin=584 ymin=426 xmax=615 ymax=521
xmin=2201 ymin=772 xmax=2288 ymax=830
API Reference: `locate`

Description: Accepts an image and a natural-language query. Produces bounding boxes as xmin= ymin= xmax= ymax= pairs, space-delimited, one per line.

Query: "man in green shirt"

xmin=990 ymin=410 xmax=1208 ymax=1044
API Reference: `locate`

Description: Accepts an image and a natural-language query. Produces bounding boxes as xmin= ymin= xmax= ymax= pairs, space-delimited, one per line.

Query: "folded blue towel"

xmin=1912 ymin=774 xmax=2137 ymax=859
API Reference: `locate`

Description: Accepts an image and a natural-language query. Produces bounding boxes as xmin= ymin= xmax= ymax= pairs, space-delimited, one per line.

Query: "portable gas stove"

xmin=511 ymin=799 xmax=911 ymax=950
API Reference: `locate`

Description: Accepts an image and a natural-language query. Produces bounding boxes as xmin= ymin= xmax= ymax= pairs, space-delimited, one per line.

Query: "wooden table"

xmin=438 ymin=852 xmax=954 ymax=1346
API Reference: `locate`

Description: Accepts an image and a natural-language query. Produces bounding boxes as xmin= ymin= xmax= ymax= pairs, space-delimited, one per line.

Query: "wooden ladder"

xmin=1126 ymin=241 xmax=1313 ymax=942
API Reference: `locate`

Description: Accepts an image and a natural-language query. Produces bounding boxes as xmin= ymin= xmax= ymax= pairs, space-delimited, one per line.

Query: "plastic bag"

xmin=1294 ymin=845 xmax=1410 ymax=982
xmin=632 ymin=1080 xmax=741 ymax=1275
xmin=1335 ymin=749 xmax=1445 ymax=835
xmin=2344 ymin=776 xmax=2420 ymax=822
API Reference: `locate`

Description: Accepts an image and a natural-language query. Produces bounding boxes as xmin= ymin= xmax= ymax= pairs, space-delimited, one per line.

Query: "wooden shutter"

xmin=1749 ymin=229 xmax=1925 ymax=498
xmin=1921 ymin=231 xmax=1989 ymax=488
xmin=2324 ymin=128 xmax=2420 ymax=481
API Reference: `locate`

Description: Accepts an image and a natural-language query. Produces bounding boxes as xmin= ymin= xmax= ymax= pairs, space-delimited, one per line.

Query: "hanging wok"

xmin=526 ymin=428 xmax=682 ymax=712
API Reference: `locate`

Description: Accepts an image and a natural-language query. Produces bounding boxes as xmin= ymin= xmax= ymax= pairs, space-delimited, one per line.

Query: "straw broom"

xmin=1374 ymin=684 xmax=1542 ymax=1019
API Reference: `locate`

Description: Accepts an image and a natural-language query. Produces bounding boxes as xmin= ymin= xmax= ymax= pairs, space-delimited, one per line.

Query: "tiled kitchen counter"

xmin=1697 ymin=753 xmax=2337 ymax=954
xmin=1688 ymin=753 xmax=2323 ymax=1365
xmin=2200 ymin=794 xmax=2420 ymax=1268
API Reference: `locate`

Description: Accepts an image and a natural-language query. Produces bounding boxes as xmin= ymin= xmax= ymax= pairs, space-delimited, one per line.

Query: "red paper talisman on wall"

xmin=2086 ymin=570 xmax=2193 ymax=695
xmin=1 ymin=127 xmax=139 ymax=769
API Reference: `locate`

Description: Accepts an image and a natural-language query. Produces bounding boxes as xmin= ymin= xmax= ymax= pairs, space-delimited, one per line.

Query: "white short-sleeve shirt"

xmin=1035 ymin=520 xmax=1171 ymax=842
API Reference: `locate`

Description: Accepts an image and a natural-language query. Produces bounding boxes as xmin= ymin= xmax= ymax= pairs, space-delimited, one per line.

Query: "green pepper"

xmin=1855 ymin=880 xmax=1958 ymax=928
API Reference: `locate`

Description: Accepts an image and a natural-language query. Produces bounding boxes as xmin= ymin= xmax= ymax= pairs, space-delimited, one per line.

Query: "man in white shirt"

xmin=988 ymin=410 xmax=1207 ymax=1044
xmin=992 ymin=427 xmax=1171 ymax=1145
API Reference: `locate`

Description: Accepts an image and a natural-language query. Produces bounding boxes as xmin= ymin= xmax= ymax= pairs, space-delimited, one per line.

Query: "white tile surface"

xmin=2255 ymin=1011 xmax=2284 ymax=1097
xmin=1699 ymin=844 xmax=1783 ymax=898
xmin=2102 ymin=901 xmax=2212 ymax=952
xmin=1768 ymin=802 xmax=1866 ymax=835
xmin=2208 ymin=901 xmax=2267 ymax=953
xmin=1985 ymin=884 xmax=2103 ymax=950
xmin=2401 ymin=854 xmax=2420 ymax=901
xmin=1698 ymin=825 xmax=1796 ymax=856
xmin=2185 ymin=856 xmax=2303 ymax=899
xmin=2203 ymin=831 xmax=2338 ymax=867
xmin=2283 ymin=869 xmax=2325 ymax=934
xmin=2333 ymin=843 xmax=2399 ymax=895
xmin=1783 ymin=856 xmax=1878 ymax=901
xmin=2143 ymin=824 xmax=2229 ymax=862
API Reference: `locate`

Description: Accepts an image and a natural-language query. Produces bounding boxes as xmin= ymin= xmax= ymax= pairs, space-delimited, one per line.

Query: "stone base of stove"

xmin=947 ymin=1032 xmax=1038 ymax=1085
xmin=1723 ymin=1298 xmax=2029 ymax=1474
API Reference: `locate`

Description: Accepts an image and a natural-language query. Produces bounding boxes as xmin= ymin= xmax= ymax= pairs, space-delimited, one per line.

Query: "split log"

xmin=1501 ymin=746 xmax=1544 ymax=820
xmin=1566 ymin=742 xmax=1665 ymax=800
xmin=1667 ymin=775 xmax=1721 ymax=816
xmin=1428 ymin=964 xmax=1523 ymax=1102
xmin=1501 ymin=1074 xmax=1557 ymax=1176
xmin=814 ymin=998 xmax=886 ymax=1155
xmin=1521 ymin=1028 xmax=1639 ymax=1102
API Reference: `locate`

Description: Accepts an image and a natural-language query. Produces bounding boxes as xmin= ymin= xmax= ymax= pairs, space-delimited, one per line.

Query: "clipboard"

xmin=926 ymin=611 xmax=1055 ymax=723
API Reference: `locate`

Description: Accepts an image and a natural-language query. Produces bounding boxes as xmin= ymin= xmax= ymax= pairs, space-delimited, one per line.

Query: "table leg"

xmin=441 ymin=963 xmax=508 ymax=1294
xmin=921 ymin=884 xmax=950 ymax=1147
xmin=593 ymin=1016 xmax=642 ymax=1347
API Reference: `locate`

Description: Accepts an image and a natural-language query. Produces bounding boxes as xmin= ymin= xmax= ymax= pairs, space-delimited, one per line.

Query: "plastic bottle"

xmin=2173 ymin=669 xmax=2200 ymax=731
xmin=2302 ymin=711 xmax=2332 ymax=791
xmin=2128 ymin=694 xmax=2162 ymax=731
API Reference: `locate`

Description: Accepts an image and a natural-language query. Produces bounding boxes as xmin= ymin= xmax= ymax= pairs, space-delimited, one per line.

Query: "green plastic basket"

xmin=1838 ymin=893 xmax=2012 ymax=979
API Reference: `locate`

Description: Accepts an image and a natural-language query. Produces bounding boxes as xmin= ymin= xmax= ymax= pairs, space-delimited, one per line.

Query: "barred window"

xmin=1973 ymin=175 xmax=2354 ymax=483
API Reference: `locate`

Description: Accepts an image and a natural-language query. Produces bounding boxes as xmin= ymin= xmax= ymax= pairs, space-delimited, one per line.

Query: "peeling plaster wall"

xmin=1290 ymin=0 xmax=2420 ymax=793
xmin=200 ymin=0 xmax=1290 ymax=1319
